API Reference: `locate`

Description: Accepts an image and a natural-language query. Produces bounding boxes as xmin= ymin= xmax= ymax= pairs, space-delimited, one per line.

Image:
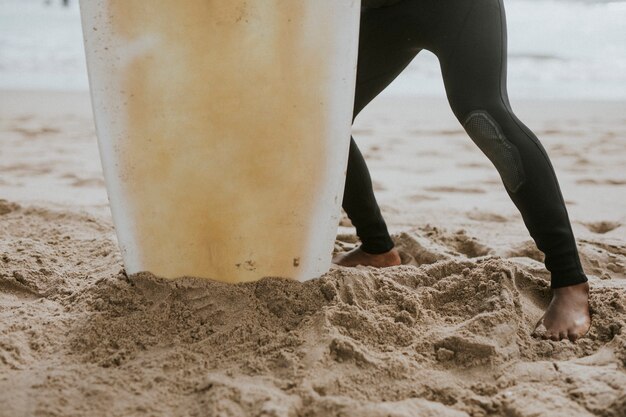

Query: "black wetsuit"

xmin=343 ymin=0 xmax=588 ymax=289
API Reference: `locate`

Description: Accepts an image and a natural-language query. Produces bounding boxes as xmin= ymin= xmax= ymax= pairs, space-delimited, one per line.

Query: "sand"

xmin=1 ymin=90 xmax=625 ymax=416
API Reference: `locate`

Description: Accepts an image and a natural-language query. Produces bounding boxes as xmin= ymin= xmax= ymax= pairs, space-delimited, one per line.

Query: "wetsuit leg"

xmin=342 ymin=4 xmax=423 ymax=254
xmin=432 ymin=0 xmax=588 ymax=288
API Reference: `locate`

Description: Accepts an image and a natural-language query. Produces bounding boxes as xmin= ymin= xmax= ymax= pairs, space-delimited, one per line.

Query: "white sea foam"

xmin=1 ymin=0 xmax=625 ymax=100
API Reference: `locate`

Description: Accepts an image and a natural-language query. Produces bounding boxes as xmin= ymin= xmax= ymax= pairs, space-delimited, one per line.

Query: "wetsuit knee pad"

xmin=463 ymin=111 xmax=526 ymax=193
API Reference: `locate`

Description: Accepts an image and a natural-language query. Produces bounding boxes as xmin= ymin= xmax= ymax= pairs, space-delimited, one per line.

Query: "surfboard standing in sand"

xmin=79 ymin=1 xmax=361 ymax=283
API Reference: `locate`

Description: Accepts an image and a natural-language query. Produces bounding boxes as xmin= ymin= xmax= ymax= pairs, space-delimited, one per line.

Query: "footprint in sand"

xmin=448 ymin=231 xmax=492 ymax=258
xmin=480 ymin=178 xmax=502 ymax=186
xmin=393 ymin=227 xmax=493 ymax=264
xmin=406 ymin=194 xmax=440 ymax=203
xmin=60 ymin=173 xmax=106 ymax=187
xmin=582 ymin=220 xmax=621 ymax=234
xmin=392 ymin=231 xmax=451 ymax=265
xmin=9 ymin=125 xmax=61 ymax=138
xmin=577 ymin=240 xmax=626 ymax=278
xmin=466 ymin=211 xmax=508 ymax=223
xmin=579 ymin=239 xmax=626 ymax=257
xmin=506 ymin=240 xmax=545 ymax=263
xmin=424 ymin=186 xmax=486 ymax=194
xmin=71 ymin=177 xmax=106 ymax=187
xmin=1 ymin=163 xmax=54 ymax=176
xmin=423 ymin=227 xmax=492 ymax=258
xmin=576 ymin=178 xmax=626 ymax=186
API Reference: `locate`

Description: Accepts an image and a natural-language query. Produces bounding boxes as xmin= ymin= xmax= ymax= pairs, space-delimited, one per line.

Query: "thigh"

xmin=435 ymin=0 xmax=511 ymax=120
xmin=353 ymin=2 xmax=427 ymax=117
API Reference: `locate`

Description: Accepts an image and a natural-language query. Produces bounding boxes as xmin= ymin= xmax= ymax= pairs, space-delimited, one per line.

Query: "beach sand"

xmin=1 ymin=90 xmax=625 ymax=416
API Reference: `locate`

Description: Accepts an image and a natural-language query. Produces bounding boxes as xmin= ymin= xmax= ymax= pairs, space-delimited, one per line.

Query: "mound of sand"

xmin=1 ymin=200 xmax=625 ymax=417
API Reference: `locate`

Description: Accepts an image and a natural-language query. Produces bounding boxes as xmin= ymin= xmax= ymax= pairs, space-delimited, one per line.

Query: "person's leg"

xmin=337 ymin=3 xmax=425 ymax=266
xmin=433 ymin=0 xmax=589 ymax=340
xmin=336 ymin=138 xmax=403 ymax=267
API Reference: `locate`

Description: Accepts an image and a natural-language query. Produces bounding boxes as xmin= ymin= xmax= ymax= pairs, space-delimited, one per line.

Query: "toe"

xmin=558 ymin=331 xmax=568 ymax=341
xmin=548 ymin=332 xmax=560 ymax=342
xmin=568 ymin=325 xmax=587 ymax=342
xmin=568 ymin=321 xmax=591 ymax=342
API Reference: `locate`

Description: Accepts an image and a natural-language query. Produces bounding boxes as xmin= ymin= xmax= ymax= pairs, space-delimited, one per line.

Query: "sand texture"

xmin=1 ymin=91 xmax=625 ymax=416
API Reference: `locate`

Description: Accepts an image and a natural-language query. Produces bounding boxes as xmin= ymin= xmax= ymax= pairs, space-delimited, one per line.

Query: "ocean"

xmin=1 ymin=0 xmax=625 ymax=100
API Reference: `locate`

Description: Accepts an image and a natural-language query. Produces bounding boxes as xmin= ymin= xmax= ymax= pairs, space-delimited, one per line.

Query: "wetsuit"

xmin=343 ymin=0 xmax=589 ymax=289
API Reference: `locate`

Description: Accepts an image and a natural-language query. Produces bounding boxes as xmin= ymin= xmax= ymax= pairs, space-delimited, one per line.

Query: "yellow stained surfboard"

xmin=79 ymin=1 xmax=361 ymax=283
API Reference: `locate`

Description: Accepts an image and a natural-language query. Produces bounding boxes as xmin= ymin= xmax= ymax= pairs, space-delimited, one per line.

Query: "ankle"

xmin=359 ymin=244 xmax=396 ymax=256
xmin=553 ymin=281 xmax=589 ymax=294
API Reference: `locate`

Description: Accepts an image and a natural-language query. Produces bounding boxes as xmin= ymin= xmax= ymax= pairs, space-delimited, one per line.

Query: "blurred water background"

xmin=1 ymin=0 xmax=625 ymax=100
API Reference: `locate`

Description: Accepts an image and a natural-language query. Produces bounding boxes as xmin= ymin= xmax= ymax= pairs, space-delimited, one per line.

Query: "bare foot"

xmin=532 ymin=281 xmax=591 ymax=342
xmin=332 ymin=246 xmax=402 ymax=268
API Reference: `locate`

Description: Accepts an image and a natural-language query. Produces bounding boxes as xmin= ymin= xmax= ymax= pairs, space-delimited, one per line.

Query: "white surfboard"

xmin=79 ymin=1 xmax=361 ymax=283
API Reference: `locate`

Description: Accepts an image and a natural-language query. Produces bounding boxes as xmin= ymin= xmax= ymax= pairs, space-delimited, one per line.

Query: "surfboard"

xmin=79 ymin=1 xmax=361 ymax=283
